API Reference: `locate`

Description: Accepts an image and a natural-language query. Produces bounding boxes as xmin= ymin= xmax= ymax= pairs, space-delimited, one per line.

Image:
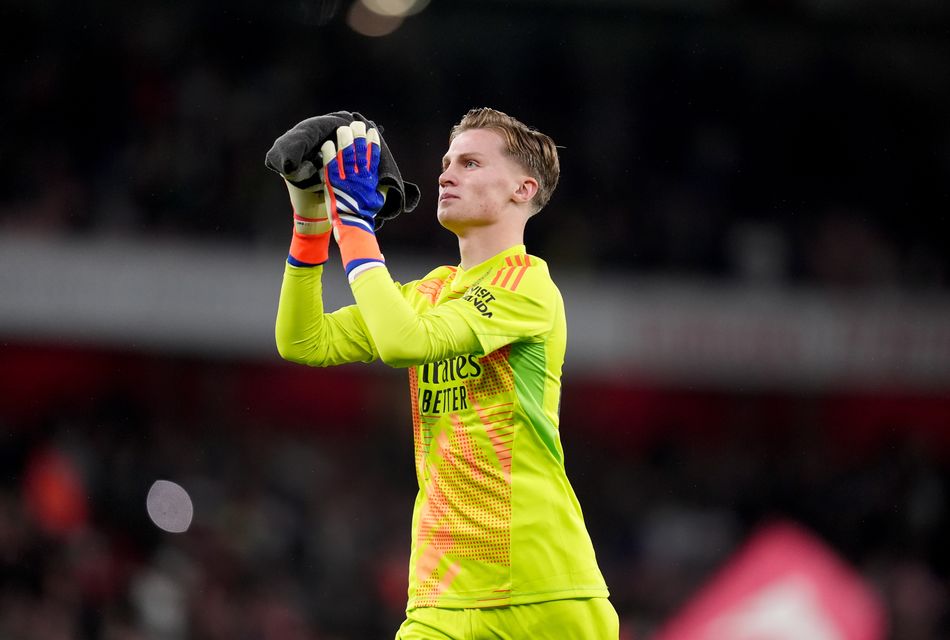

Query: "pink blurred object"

xmin=654 ymin=520 xmax=886 ymax=640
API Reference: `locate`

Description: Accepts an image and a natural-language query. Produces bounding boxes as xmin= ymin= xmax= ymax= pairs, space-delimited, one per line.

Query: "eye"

xmin=465 ymin=160 xmax=478 ymax=168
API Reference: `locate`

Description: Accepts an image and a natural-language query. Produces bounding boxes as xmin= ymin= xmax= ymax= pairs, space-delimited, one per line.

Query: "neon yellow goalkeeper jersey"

xmin=275 ymin=244 xmax=608 ymax=609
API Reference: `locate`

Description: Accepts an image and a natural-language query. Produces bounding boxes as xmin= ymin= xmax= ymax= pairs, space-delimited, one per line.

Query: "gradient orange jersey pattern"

xmin=400 ymin=245 xmax=606 ymax=608
xmin=275 ymin=244 xmax=608 ymax=609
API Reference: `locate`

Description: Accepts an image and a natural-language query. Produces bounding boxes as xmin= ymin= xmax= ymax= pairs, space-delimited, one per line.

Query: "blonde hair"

xmin=450 ymin=108 xmax=560 ymax=213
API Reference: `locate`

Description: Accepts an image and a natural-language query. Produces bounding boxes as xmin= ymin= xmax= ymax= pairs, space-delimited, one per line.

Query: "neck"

xmin=456 ymin=224 xmax=525 ymax=270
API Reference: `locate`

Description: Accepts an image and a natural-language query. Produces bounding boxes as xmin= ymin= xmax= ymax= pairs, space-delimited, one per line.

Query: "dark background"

xmin=1 ymin=1 xmax=949 ymax=638
xmin=5 ymin=0 xmax=949 ymax=286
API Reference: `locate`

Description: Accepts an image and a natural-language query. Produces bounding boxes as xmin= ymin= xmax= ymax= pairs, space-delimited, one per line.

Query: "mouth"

xmin=439 ymin=193 xmax=458 ymax=202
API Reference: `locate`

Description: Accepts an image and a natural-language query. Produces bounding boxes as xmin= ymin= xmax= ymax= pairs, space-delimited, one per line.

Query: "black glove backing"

xmin=265 ymin=110 xmax=421 ymax=226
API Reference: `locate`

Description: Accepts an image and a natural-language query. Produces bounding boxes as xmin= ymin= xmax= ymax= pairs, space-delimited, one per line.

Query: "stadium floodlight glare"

xmin=360 ymin=0 xmax=430 ymax=18
xmin=348 ymin=0 xmax=405 ymax=36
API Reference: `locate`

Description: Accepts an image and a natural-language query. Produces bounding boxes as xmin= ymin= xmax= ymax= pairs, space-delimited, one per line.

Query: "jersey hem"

xmin=406 ymin=586 xmax=610 ymax=610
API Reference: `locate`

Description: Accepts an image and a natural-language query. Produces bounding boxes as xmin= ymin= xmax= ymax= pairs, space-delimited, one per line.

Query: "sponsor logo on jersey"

xmin=417 ymin=355 xmax=483 ymax=415
xmin=462 ymin=284 xmax=495 ymax=318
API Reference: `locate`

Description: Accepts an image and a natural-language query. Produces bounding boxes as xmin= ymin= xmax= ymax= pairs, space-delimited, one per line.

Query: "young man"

xmin=273 ymin=108 xmax=618 ymax=638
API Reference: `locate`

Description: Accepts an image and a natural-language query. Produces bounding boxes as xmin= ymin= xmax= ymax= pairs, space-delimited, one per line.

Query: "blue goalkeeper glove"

xmin=321 ymin=122 xmax=388 ymax=281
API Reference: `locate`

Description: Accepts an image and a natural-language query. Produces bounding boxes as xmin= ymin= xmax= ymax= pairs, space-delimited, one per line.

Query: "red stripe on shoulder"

xmin=492 ymin=257 xmax=511 ymax=287
xmin=509 ymin=257 xmax=531 ymax=291
xmin=490 ymin=255 xmax=540 ymax=291
xmin=489 ymin=254 xmax=533 ymax=291
xmin=498 ymin=264 xmax=516 ymax=288
xmin=415 ymin=278 xmax=445 ymax=304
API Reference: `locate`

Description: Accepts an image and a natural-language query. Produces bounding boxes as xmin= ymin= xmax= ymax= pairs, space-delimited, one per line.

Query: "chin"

xmin=437 ymin=205 xmax=462 ymax=229
xmin=437 ymin=203 xmax=493 ymax=233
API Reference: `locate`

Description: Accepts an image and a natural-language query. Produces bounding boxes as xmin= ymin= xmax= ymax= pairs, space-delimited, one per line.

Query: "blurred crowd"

xmin=2 ymin=1 xmax=948 ymax=288
xmin=0 ymin=349 xmax=948 ymax=639
xmin=2 ymin=2 xmax=950 ymax=639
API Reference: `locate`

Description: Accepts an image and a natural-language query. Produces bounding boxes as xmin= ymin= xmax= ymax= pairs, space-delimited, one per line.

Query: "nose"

xmin=439 ymin=166 xmax=457 ymax=187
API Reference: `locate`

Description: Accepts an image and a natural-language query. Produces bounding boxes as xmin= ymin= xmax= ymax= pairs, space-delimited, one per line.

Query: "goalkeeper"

xmin=270 ymin=108 xmax=618 ymax=639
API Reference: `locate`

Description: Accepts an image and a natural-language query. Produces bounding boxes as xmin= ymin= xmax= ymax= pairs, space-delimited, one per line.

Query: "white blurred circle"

xmin=348 ymin=1 xmax=404 ymax=36
xmin=146 ymin=480 xmax=193 ymax=533
xmin=361 ymin=0 xmax=429 ymax=17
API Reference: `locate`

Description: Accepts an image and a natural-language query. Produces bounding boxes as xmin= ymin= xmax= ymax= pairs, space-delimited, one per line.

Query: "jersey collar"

xmin=451 ymin=244 xmax=527 ymax=291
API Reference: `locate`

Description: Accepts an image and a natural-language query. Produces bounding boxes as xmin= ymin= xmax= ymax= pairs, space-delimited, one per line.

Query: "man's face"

xmin=437 ymin=128 xmax=527 ymax=232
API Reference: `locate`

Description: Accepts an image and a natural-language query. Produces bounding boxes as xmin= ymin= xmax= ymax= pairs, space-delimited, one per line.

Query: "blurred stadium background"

xmin=1 ymin=0 xmax=949 ymax=638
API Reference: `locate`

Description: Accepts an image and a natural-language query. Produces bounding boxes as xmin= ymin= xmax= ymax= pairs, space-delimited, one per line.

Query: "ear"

xmin=513 ymin=177 xmax=539 ymax=205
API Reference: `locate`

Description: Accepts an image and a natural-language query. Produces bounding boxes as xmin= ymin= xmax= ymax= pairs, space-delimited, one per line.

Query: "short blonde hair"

xmin=450 ymin=108 xmax=560 ymax=213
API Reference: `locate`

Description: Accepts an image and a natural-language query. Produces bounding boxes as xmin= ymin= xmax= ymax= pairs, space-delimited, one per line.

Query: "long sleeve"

xmin=349 ymin=266 xmax=482 ymax=368
xmin=275 ymin=263 xmax=379 ymax=366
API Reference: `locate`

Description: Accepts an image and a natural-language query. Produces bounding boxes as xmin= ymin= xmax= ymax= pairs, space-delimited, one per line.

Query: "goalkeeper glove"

xmin=321 ymin=122 xmax=387 ymax=281
xmin=284 ymin=177 xmax=332 ymax=267
xmin=266 ymin=124 xmax=332 ymax=267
